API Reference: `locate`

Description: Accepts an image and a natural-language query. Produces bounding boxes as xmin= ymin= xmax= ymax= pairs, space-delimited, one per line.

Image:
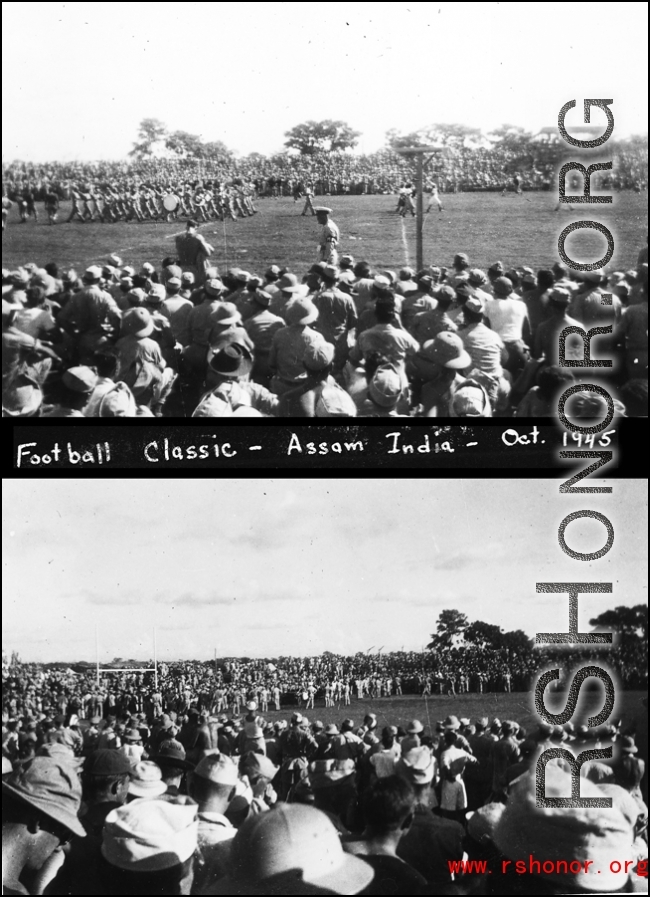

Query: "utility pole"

xmin=153 ymin=627 xmax=158 ymax=689
xmin=394 ymin=146 xmax=445 ymax=271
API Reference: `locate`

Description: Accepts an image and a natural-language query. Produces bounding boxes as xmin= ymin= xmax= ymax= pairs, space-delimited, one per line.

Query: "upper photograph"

xmin=2 ymin=1 xmax=647 ymax=419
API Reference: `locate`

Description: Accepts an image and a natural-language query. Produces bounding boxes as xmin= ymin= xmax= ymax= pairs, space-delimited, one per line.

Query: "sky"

xmin=2 ymin=2 xmax=647 ymax=162
xmin=2 ymin=478 xmax=646 ymax=662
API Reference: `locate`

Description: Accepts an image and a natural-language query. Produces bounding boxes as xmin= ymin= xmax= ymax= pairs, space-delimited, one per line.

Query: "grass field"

xmin=2 ymin=192 xmax=647 ymax=277
xmin=246 ymin=690 xmax=646 ymax=737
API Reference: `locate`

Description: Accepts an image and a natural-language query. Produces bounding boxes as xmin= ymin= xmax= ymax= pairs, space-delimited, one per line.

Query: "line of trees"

xmin=427 ymin=609 xmax=533 ymax=655
xmin=129 ymin=117 xmax=363 ymax=162
xmin=129 ymin=118 xmax=233 ymax=162
xmin=130 ymin=117 xmax=648 ymax=166
xmin=427 ymin=605 xmax=648 ymax=655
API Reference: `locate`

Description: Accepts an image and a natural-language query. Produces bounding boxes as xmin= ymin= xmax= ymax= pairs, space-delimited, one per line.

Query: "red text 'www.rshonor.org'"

xmin=448 ymin=858 xmax=648 ymax=876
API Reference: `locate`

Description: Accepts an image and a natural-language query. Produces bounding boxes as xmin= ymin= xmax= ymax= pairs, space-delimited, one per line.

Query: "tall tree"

xmin=487 ymin=124 xmax=534 ymax=149
xmin=589 ymin=605 xmax=648 ymax=644
xmin=202 ymin=140 xmax=234 ymax=161
xmin=427 ymin=609 xmax=469 ymax=650
xmin=465 ymin=621 xmax=504 ymax=650
xmin=129 ymin=118 xmax=167 ymax=158
xmin=165 ymin=130 xmax=204 ymax=159
xmin=284 ymin=119 xmax=360 ymax=155
xmin=501 ymin=629 xmax=534 ymax=654
xmin=386 ymin=123 xmax=482 ymax=151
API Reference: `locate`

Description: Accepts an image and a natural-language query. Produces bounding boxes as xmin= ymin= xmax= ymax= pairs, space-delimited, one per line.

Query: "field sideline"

xmin=2 ymin=192 xmax=647 ymax=277
xmin=231 ymin=690 xmax=646 ymax=736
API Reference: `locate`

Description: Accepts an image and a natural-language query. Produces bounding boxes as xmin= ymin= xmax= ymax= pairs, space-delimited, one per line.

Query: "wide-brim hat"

xmin=278 ymin=273 xmax=304 ymax=293
xmin=450 ymin=381 xmax=492 ymax=417
xmin=208 ymin=342 xmax=253 ymax=379
xmin=128 ymin=779 xmax=167 ymax=798
xmin=406 ymin=720 xmax=424 ymax=734
xmin=548 ymin=287 xmax=572 ymax=306
xmin=2 ymin=758 xmax=86 ymax=838
xmin=443 ymin=715 xmax=461 ymax=730
xmin=286 ymin=298 xmax=318 ymax=326
xmin=397 ymin=747 xmax=435 ymax=785
xmin=423 ymin=334 xmax=471 ymax=370
xmin=204 ymin=279 xmax=225 ymax=298
xmin=309 ymin=759 xmax=355 ymax=790
xmin=150 ymin=746 xmax=195 ymax=772
xmin=123 ymin=729 xmax=142 ymax=742
xmin=211 ymin=804 xmax=373 ymax=897
xmin=211 ymin=302 xmax=241 ymax=326
xmin=123 ymin=307 xmax=154 ymax=339
xmin=467 ymin=802 xmax=505 ymax=844
xmin=494 ymin=769 xmax=637 ymax=893
xmin=2 ymin=374 xmax=43 ymax=417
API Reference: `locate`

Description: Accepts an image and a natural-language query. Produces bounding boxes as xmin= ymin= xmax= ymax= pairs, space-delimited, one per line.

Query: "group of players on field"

xmin=2 ymin=180 xmax=257 ymax=227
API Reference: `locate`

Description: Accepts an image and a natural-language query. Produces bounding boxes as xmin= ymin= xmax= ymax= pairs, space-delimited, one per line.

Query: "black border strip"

xmin=7 ymin=418 xmax=642 ymax=475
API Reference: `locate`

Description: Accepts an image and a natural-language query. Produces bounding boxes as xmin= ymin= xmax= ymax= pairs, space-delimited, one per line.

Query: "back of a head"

xmin=537 ymin=269 xmax=555 ymax=291
xmin=101 ymin=796 xmax=198 ymax=896
xmin=536 ymin=365 xmax=575 ymax=402
xmin=221 ymin=803 xmax=374 ymax=895
xmin=92 ymin=348 xmax=120 ymax=380
xmin=190 ymin=753 xmax=238 ymax=812
xmin=463 ymin=307 xmax=484 ymax=325
xmin=493 ymin=767 xmax=638 ymax=895
xmin=362 ymin=775 xmax=415 ymax=835
xmin=374 ymin=296 xmax=396 ymax=324
xmin=82 ymin=768 xmax=130 ymax=804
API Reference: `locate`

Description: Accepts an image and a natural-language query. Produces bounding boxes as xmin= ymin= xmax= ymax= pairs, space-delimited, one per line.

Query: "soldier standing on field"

xmin=174 ymin=219 xmax=215 ymax=286
xmin=314 ymin=207 xmax=340 ymax=265
xmin=67 ymin=183 xmax=85 ymax=222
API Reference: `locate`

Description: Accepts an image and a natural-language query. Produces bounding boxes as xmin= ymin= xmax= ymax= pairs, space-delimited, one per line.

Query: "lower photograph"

xmin=2 ymin=478 xmax=647 ymax=896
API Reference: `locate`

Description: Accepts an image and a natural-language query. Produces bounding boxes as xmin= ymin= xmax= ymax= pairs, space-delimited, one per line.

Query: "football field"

xmin=244 ymin=689 xmax=646 ymax=737
xmin=2 ymin=192 xmax=647 ymax=277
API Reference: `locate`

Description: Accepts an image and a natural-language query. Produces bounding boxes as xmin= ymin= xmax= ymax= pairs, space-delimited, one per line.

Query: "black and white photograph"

xmin=2 ymin=2 xmax=648 ymax=895
xmin=2 ymin=478 xmax=648 ymax=894
xmin=2 ymin=1 xmax=648 ymax=419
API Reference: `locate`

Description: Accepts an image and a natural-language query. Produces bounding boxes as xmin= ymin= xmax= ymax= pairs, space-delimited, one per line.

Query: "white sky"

xmin=2 ymin=2 xmax=647 ymax=162
xmin=2 ymin=479 xmax=646 ymax=662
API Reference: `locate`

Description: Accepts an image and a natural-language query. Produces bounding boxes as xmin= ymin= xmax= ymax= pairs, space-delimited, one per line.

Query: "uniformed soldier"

xmin=67 ymin=184 xmax=85 ymax=222
xmin=44 ymin=188 xmax=60 ymax=224
xmin=314 ymin=207 xmax=340 ymax=265
xmin=300 ymin=180 xmax=316 ymax=216
xmin=175 ymin=219 xmax=215 ymax=286
xmin=2 ymin=195 xmax=14 ymax=233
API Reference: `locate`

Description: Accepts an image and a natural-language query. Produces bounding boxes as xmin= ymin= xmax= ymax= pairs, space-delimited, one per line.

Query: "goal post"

xmin=95 ymin=625 xmax=158 ymax=688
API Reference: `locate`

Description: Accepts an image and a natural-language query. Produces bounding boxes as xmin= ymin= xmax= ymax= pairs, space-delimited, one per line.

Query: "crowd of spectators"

xmin=2 ymin=647 xmax=647 ymax=895
xmin=3 ymin=637 xmax=647 ymax=726
xmin=2 ymin=240 xmax=647 ymax=417
xmin=2 ymin=135 xmax=648 ymax=200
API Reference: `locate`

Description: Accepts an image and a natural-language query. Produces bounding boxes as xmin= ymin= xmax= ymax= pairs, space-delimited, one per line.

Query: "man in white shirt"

xmin=484 ymin=276 xmax=530 ymax=375
xmin=426 ymin=182 xmax=443 ymax=213
xmin=190 ymin=753 xmax=239 ymax=892
xmin=314 ymin=207 xmax=340 ymax=265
